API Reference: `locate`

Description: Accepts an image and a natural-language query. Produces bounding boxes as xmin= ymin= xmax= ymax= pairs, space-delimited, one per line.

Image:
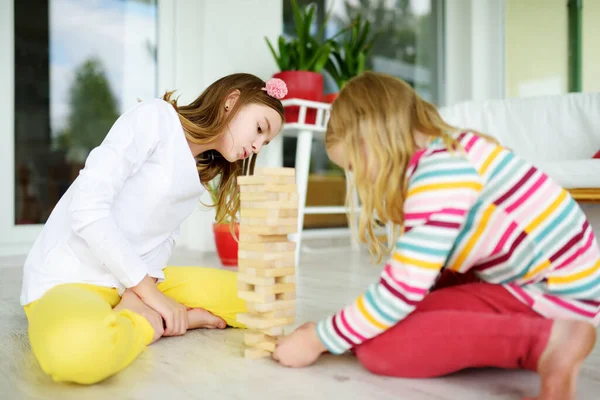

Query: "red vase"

xmin=213 ymin=222 xmax=239 ymax=267
xmin=323 ymin=92 xmax=338 ymax=104
xmin=273 ymin=71 xmax=324 ymax=124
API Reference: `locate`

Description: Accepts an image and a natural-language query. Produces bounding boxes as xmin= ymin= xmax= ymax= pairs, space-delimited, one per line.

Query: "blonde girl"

xmin=273 ymin=71 xmax=598 ymax=400
xmin=21 ymin=73 xmax=287 ymax=385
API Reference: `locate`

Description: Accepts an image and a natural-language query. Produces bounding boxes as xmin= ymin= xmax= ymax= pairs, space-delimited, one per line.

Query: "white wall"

xmin=444 ymin=0 xmax=505 ymax=106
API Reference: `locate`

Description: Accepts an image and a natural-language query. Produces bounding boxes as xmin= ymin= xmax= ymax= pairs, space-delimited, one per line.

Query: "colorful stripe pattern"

xmin=317 ymin=132 xmax=600 ymax=355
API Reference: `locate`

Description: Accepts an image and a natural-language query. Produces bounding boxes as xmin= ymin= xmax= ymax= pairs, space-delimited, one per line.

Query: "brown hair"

xmin=325 ymin=71 xmax=495 ymax=261
xmin=163 ymin=73 xmax=285 ymax=225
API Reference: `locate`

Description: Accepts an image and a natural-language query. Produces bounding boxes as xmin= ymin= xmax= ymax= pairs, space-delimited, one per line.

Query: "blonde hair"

xmin=325 ymin=71 xmax=493 ymax=261
xmin=163 ymin=73 xmax=285 ymax=225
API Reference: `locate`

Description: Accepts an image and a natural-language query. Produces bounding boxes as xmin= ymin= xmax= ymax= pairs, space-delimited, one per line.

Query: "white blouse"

xmin=20 ymin=99 xmax=205 ymax=305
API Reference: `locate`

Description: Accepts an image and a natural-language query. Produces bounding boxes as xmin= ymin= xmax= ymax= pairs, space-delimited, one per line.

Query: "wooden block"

xmin=261 ymin=308 xmax=295 ymax=318
xmin=240 ymin=192 xmax=298 ymax=202
xmin=254 ymin=282 xmax=296 ymax=295
xmin=244 ymin=333 xmax=278 ymax=352
xmin=241 ymin=216 xmax=298 ymax=227
xmin=260 ymin=326 xmax=285 ymax=336
xmin=239 ymin=224 xmax=298 ymax=235
xmin=276 ymin=292 xmax=296 ymax=300
xmin=246 ymin=299 xmax=296 ymax=313
xmin=238 ymin=241 xmax=296 ymax=253
xmin=239 ymin=250 xmax=295 ymax=261
xmin=238 ymin=258 xmax=295 ymax=269
xmin=239 ymin=234 xmax=289 ymax=243
xmin=240 ymin=208 xmax=298 ymax=218
xmin=237 ymin=290 xmax=276 ymax=303
xmin=236 ymin=313 xmax=294 ymax=329
xmin=276 ymin=275 xmax=296 ymax=284
xmin=237 ymin=175 xmax=295 ymax=186
xmin=238 ymin=273 xmax=276 ymax=286
xmin=244 ymin=348 xmax=271 ymax=359
xmin=238 ymin=280 xmax=295 ymax=296
xmin=241 ymin=200 xmax=298 ymax=209
xmin=238 ymin=266 xmax=296 ymax=278
xmin=254 ymin=167 xmax=296 ymax=177
xmin=240 ymin=184 xmax=298 ymax=194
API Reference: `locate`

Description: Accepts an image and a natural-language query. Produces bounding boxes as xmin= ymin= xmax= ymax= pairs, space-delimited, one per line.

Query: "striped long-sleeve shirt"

xmin=316 ymin=132 xmax=600 ymax=355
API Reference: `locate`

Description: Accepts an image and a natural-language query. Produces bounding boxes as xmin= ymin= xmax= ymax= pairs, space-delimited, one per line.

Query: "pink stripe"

xmin=463 ymin=133 xmax=479 ymax=152
xmin=505 ymin=174 xmax=547 ymax=213
xmin=506 ymin=283 xmax=535 ymax=307
xmin=512 ymin=180 xmax=557 ymax=223
xmin=544 ymin=295 xmax=597 ymax=318
xmin=384 ymin=265 xmax=429 ymax=295
xmin=555 ymin=228 xmax=596 ymax=270
xmin=407 ymin=149 xmax=427 ymax=172
xmin=405 ymin=192 xmax=474 ymax=212
xmin=405 ymin=208 xmax=467 ymax=221
xmin=491 ymin=221 xmax=519 ymax=256
xmin=339 ymin=309 xmax=368 ymax=342
xmin=468 ymin=138 xmax=489 ymax=165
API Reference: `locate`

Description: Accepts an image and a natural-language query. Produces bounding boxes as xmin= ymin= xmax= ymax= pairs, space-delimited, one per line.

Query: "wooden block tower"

xmin=235 ymin=167 xmax=298 ymax=359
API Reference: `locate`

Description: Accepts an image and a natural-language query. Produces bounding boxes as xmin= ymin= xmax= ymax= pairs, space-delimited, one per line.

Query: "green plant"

xmin=325 ymin=14 xmax=377 ymax=89
xmin=265 ymin=0 xmax=335 ymax=72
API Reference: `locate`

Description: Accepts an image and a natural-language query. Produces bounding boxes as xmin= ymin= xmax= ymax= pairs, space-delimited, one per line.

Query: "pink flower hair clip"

xmin=262 ymin=78 xmax=288 ymax=99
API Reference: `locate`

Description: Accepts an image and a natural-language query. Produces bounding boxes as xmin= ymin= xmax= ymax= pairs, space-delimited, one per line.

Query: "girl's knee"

xmin=29 ymin=313 xmax=121 ymax=384
xmin=354 ymin=338 xmax=422 ymax=378
xmin=27 ymin=286 xmax=124 ymax=384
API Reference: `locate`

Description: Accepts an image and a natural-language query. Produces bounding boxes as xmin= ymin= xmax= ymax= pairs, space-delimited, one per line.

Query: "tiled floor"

xmin=1 ymin=246 xmax=600 ymax=400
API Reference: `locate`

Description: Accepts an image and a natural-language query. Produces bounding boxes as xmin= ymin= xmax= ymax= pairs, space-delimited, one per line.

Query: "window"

xmin=282 ymin=0 xmax=444 ymax=230
xmin=14 ymin=0 xmax=158 ymax=225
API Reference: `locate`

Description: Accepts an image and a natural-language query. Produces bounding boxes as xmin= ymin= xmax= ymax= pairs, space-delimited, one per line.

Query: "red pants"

xmin=354 ymin=271 xmax=553 ymax=378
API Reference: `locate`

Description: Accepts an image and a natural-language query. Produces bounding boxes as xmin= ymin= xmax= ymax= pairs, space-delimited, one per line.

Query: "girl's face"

xmin=216 ymin=102 xmax=282 ymax=162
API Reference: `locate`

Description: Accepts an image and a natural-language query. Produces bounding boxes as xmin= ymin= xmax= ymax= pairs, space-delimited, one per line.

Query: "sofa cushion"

xmin=439 ymin=93 xmax=600 ymax=164
xmin=535 ymin=160 xmax=600 ymax=189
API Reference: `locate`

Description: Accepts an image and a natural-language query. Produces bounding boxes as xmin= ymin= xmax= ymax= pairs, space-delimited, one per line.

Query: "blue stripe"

xmin=533 ymin=199 xmax=576 ymax=243
xmin=401 ymin=230 xmax=457 ymax=244
xmin=488 ymin=152 xmax=515 ymax=180
xmin=316 ymin=319 xmax=346 ymax=354
xmin=549 ymin=274 xmax=600 ymax=296
xmin=397 ymin=241 xmax=449 ymax=257
xmin=365 ymin=286 xmax=396 ymax=324
xmin=411 ymin=167 xmax=480 ymax=185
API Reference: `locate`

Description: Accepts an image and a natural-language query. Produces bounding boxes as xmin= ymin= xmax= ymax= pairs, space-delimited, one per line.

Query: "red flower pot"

xmin=273 ymin=71 xmax=324 ymax=124
xmin=213 ymin=222 xmax=239 ymax=267
xmin=323 ymin=92 xmax=338 ymax=104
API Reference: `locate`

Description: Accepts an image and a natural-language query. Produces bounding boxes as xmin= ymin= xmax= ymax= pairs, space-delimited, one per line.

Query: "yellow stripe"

xmin=523 ymin=259 xmax=551 ymax=280
xmin=549 ymin=260 xmax=600 ymax=285
xmin=408 ymin=181 xmax=483 ymax=197
xmin=449 ymin=205 xmax=495 ymax=270
xmin=357 ymin=296 xmax=389 ymax=330
xmin=393 ymin=253 xmax=441 ymax=270
xmin=479 ymin=147 xmax=502 ymax=175
xmin=525 ymin=191 xmax=567 ymax=233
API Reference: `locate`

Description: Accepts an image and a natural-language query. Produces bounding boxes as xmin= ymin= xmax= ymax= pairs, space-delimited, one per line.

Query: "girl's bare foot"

xmin=523 ymin=319 xmax=596 ymax=400
xmin=187 ymin=308 xmax=227 ymax=330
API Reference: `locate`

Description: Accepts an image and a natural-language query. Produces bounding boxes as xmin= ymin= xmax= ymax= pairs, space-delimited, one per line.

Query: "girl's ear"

xmin=224 ymin=89 xmax=241 ymax=112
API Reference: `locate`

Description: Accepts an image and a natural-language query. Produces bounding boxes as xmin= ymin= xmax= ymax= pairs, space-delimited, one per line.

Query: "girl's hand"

xmin=273 ymin=322 xmax=328 ymax=368
xmin=131 ymin=275 xmax=189 ymax=336
xmin=114 ymin=290 xmax=165 ymax=344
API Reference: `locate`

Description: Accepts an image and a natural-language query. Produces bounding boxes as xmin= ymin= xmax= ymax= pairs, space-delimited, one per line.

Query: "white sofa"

xmin=439 ymin=93 xmax=600 ymax=193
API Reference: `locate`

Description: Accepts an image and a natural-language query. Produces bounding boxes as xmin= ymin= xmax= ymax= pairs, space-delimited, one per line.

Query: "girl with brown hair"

xmin=21 ymin=73 xmax=287 ymax=384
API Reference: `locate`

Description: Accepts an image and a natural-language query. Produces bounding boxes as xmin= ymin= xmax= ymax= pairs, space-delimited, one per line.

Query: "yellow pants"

xmin=24 ymin=266 xmax=247 ymax=385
